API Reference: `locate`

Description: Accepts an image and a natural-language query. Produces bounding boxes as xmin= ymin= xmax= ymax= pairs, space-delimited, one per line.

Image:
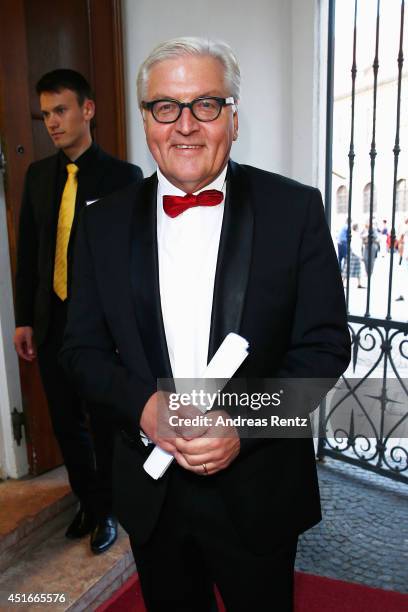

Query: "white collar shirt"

xmin=156 ymin=165 xmax=227 ymax=379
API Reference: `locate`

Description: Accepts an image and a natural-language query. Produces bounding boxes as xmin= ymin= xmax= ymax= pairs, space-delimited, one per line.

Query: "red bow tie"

xmin=163 ymin=189 xmax=223 ymax=218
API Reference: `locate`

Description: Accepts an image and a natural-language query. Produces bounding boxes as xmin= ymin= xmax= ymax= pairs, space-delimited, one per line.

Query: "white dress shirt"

xmin=157 ymin=166 xmax=227 ymax=379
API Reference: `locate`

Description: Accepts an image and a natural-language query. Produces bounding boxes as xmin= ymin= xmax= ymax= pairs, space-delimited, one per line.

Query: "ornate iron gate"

xmin=317 ymin=0 xmax=408 ymax=483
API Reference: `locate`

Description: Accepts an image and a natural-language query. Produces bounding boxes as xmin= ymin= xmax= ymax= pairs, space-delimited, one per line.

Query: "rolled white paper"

xmin=142 ymin=445 xmax=175 ymax=479
xmin=143 ymin=333 xmax=249 ymax=479
xmin=202 ymin=333 xmax=249 ymax=380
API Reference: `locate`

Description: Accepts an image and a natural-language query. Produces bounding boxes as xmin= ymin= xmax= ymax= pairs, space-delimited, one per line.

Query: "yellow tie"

xmin=53 ymin=163 xmax=79 ymax=301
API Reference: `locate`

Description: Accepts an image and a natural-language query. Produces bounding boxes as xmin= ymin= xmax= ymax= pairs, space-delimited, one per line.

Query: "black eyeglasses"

xmin=141 ymin=96 xmax=235 ymax=123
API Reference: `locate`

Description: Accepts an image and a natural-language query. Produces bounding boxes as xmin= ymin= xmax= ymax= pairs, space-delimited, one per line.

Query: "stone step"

xmin=0 ymin=466 xmax=76 ymax=573
xmin=0 ymin=523 xmax=135 ymax=611
xmin=0 ymin=467 xmax=135 ymax=611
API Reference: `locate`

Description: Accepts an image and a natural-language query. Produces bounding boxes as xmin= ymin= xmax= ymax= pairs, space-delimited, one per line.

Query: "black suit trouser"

xmin=130 ymin=465 xmax=298 ymax=612
xmin=37 ymin=294 xmax=113 ymax=516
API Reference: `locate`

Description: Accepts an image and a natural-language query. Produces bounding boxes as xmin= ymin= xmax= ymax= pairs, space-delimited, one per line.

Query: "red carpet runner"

xmin=97 ymin=571 xmax=408 ymax=612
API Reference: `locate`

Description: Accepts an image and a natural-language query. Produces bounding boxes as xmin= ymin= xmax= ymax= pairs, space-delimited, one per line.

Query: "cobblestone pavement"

xmin=296 ymin=458 xmax=408 ymax=593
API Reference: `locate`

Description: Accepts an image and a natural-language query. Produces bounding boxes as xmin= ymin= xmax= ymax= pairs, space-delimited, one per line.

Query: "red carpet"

xmin=97 ymin=571 xmax=408 ymax=612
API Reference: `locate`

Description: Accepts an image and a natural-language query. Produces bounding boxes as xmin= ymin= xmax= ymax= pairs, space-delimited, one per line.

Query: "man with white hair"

xmin=61 ymin=37 xmax=350 ymax=611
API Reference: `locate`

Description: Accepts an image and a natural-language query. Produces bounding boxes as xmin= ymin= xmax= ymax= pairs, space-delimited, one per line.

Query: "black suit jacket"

xmin=15 ymin=144 xmax=143 ymax=346
xmin=61 ymin=161 xmax=350 ymax=551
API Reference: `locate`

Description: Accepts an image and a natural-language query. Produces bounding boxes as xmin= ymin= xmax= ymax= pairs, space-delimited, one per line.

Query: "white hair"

xmin=137 ymin=36 xmax=241 ymax=106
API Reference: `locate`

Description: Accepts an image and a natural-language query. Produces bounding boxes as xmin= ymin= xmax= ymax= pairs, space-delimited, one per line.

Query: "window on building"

xmin=363 ymin=183 xmax=377 ymax=214
xmin=336 ymin=185 xmax=348 ymax=214
xmin=396 ymin=179 xmax=407 ymax=212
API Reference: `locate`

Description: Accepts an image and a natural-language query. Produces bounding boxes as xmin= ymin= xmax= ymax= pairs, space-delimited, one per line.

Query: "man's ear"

xmin=83 ymin=99 xmax=96 ymax=121
xmin=233 ymin=108 xmax=239 ymax=141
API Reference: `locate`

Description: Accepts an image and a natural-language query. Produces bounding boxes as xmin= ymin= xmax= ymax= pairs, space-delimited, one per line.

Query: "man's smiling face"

xmin=142 ymin=55 xmax=238 ymax=193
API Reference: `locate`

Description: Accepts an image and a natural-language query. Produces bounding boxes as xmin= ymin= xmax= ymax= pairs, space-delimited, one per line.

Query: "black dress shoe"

xmin=65 ymin=507 xmax=95 ymax=539
xmin=90 ymin=515 xmax=118 ymax=554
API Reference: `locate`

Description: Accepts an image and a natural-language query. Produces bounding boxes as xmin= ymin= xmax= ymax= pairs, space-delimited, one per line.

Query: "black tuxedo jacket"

xmin=61 ymin=161 xmax=350 ymax=552
xmin=15 ymin=145 xmax=143 ymax=346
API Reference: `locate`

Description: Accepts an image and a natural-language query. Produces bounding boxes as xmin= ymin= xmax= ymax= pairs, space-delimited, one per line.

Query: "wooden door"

xmin=0 ymin=0 xmax=127 ymax=475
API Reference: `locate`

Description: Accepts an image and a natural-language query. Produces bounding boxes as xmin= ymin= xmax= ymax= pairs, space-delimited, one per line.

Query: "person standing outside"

xmin=343 ymin=223 xmax=364 ymax=288
xmin=380 ymin=219 xmax=388 ymax=257
xmin=14 ymin=69 xmax=143 ymax=554
xmin=337 ymin=218 xmax=349 ymax=270
xmin=396 ymin=217 xmax=408 ymax=302
xmin=361 ymin=221 xmax=380 ymax=277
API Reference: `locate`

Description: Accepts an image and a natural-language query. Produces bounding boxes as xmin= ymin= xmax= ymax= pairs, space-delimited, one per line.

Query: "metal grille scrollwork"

xmin=318 ymin=0 xmax=408 ymax=482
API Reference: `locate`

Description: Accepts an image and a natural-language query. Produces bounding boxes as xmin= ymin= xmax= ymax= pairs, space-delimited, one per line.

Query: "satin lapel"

xmin=130 ymin=174 xmax=173 ymax=379
xmin=207 ymin=161 xmax=254 ymax=362
xmin=39 ymin=155 xmax=59 ymax=282
xmin=84 ymin=146 xmax=110 ymax=195
xmin=39 ymin=154 xmax=59 ymax=223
